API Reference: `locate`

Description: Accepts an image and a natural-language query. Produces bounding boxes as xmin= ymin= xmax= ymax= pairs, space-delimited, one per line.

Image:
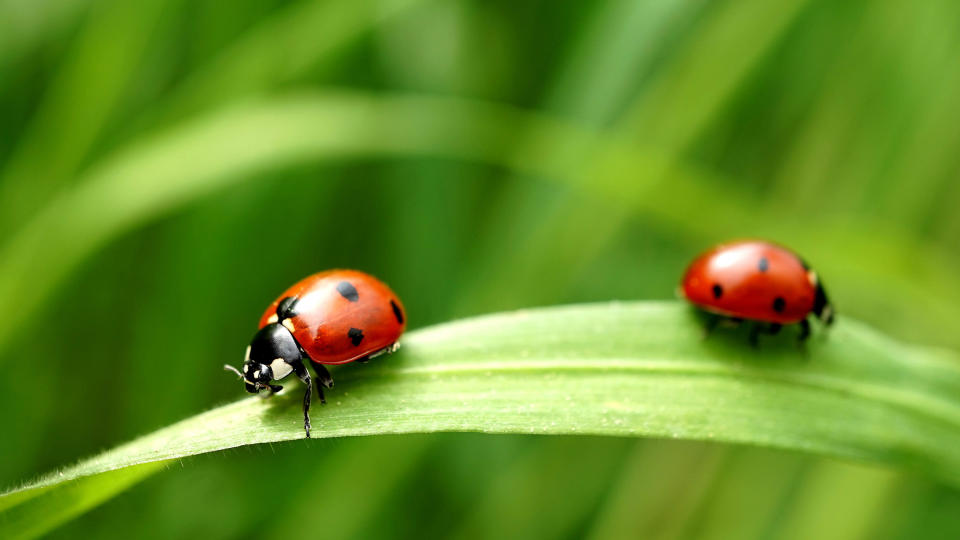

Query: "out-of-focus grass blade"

xmin=770 ymin=0 xmax=960 ymax=224
xmin=0 ymin=0 xmax=90 ymax=68
xmin=0 ymin=91 xmax=611 ymax=355
xmin=543 ymin=0 xmax=703 ymax=126
xmin=454 ymin=0 xmax=699 ymax=313
xmin=0 ymin=0 xmax=432 ymax=239
xmin=765 ymin=461 xmax=903 ymax=540
xmin=266 ymin=436 xmax=432 ymax=540
xmin=0 ymin=0 xmax=172 ymax=233
xmin=3 ymin=301 xmax=960 ymax=539
xmin=457 ymin=0 xmax=811 ymax=314
xmin=0 ymin=462 xmax=163 ymax=540
xmin=670 ymin=448 xmax=806 ymax=540
xmin=452 ymin=438 xmax=630 ymax=539
xmin=621 ymin=0 xmax=811 ymax=147
xmin=586 ymin=442 xmax=730 ymax=540
xmin=159 ymin=0 xmax=430 ymax=121
xmin=1 ymin=92 xmax=959 ymax=355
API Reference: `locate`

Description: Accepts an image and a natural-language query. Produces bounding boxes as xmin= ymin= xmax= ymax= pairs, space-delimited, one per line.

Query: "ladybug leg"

xmin=259 ymin=384 xmax=284 ymax=399
xmin=311 ymin=363 xmax=334 ymax=395
xmin=748 ymin=324 xmax=761 ymax=347
xmin=702 ymin=315 xmax=743 ymax=340
xmin=749 ymin=322 xmax=782 ymax=346
xmin=292 ymin=362 xmax=313 ymax=438
xmin=798 ymin=319 xmax=811 ymax=343
xmin=366 ymin=342 xmax=401 ymax=361
xmin=300 ymin=345 xmax=333 ymax=394
xmin=701 ymin=313 xmax=721 ymax=339
xmin=312 ymin=363 xmax=334 ymax=389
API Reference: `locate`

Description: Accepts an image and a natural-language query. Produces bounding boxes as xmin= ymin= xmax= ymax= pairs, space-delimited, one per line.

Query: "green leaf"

xmin=3 ymin=301 xmax=960 ymax=538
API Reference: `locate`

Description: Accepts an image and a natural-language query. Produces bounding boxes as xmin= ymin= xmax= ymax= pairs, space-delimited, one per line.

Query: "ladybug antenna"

xmin=223 ymin=364 xmax=244 ymax=379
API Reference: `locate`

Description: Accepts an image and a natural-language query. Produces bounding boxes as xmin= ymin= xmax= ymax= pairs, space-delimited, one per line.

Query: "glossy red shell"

xmin=681 ymin=241 xmax=817 ymax=324
xmin=258 ymin=270 xmax=406 ymax=365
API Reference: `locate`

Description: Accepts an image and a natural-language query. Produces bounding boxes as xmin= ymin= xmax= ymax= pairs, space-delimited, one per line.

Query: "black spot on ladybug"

xmin=390 ymin=300 xmax=404 ymax=324
xmin=337 ymin=282 xmax=359 ymax=302
xmin=758 ymin=257 xmax=769 ymax=272
xmin=712 ymin=284 xmax=723 ymax=299
xmin=773 ymin=297 xmax=786 ymax=313
xmin=348 ymin=328 xmax=364 ymax=346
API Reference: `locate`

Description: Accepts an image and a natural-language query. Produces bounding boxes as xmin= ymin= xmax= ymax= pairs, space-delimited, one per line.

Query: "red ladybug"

xmin=680 ymin=241 xmax=834 ymax=344
xmin=225 ymin=270 xmax=406 ymax=437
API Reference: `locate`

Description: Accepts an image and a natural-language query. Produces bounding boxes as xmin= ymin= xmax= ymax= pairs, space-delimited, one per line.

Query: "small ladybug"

xmin=225 ymin=270 xmax=406 ymax=437
xmin=680 ymin=240 xmax=834 ymax=345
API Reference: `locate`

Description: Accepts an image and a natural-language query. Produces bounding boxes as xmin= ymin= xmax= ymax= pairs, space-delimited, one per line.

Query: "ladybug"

xmin=225 ymin=270 xmax=406 ymax=437
xmin=680 ymin=240 xmax=834 ymax=344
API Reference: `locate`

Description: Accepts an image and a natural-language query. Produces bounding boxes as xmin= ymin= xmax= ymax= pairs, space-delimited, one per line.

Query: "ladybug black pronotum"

xmin=225 ymin=270 xmax=406 ymax=437
xmin=680 ymin=240 xmax=835 ymax=345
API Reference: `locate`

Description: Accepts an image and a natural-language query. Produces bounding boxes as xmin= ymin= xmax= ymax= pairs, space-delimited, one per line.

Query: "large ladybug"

xmin=225 ymin=270 xmax=406 ymax=437
xmin=680 ymin=240 xmax=834 ymax=344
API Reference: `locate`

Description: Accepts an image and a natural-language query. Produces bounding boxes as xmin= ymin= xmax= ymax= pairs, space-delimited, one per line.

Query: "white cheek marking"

xmin=270 ymin=358 xmax=294 ymax=380
xmin=282 ymin=319 xmax=296 ymax=333
xmin=807 ymin=270 xmax=818 ymax=287
xmin=267 ymin=314 xmax=279 ymax=324
xmin=253 ymin=370 xmax=260 ymax=379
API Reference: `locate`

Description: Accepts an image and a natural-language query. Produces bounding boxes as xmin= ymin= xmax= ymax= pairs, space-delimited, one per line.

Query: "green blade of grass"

xmin=452 ymin=437 xmax=631 ymax=539
xmin=0 ymin=0 xmax=90 ymax=69
xmin=456 ymin=0 xmax=811 ymax=318
xmin=0 ymin=0 xmax=173 ymax=233
xmin=0 ymin=463 xmax=165 ymax=540
xmin=0 ymin=91 xmax=613 ymax=356
xmin=586 ymin=442 xmax=732 ymax=540
xmin=157 ymin=0 xmax=432 ymax=121
xmin=2 ymin=91 xmax=960 ymax=358
xmin=3 ymin=301 xmax=960 ymax=538
xmin=0 ymin=0 xmax=431 ymax=238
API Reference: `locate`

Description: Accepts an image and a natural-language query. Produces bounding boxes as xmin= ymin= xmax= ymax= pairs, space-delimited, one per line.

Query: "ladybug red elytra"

xmin=680 ymin=240 xmax=834 ymax=344
xmin=225 ymin=270 xmax=406 ymax=437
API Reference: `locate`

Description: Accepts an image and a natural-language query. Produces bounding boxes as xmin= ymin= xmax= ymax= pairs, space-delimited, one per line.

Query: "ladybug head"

xmin=240 ymin=361 xmax=273 ymax=393
xmin=224 ymin=361 xmax=274 ymax=393
xmin=224 ymin=323 xmax=302 ymax=393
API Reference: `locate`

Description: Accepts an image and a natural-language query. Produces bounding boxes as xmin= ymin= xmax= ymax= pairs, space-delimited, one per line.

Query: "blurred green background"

xmin=2 ymin=0 xmax=960 ymax=537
